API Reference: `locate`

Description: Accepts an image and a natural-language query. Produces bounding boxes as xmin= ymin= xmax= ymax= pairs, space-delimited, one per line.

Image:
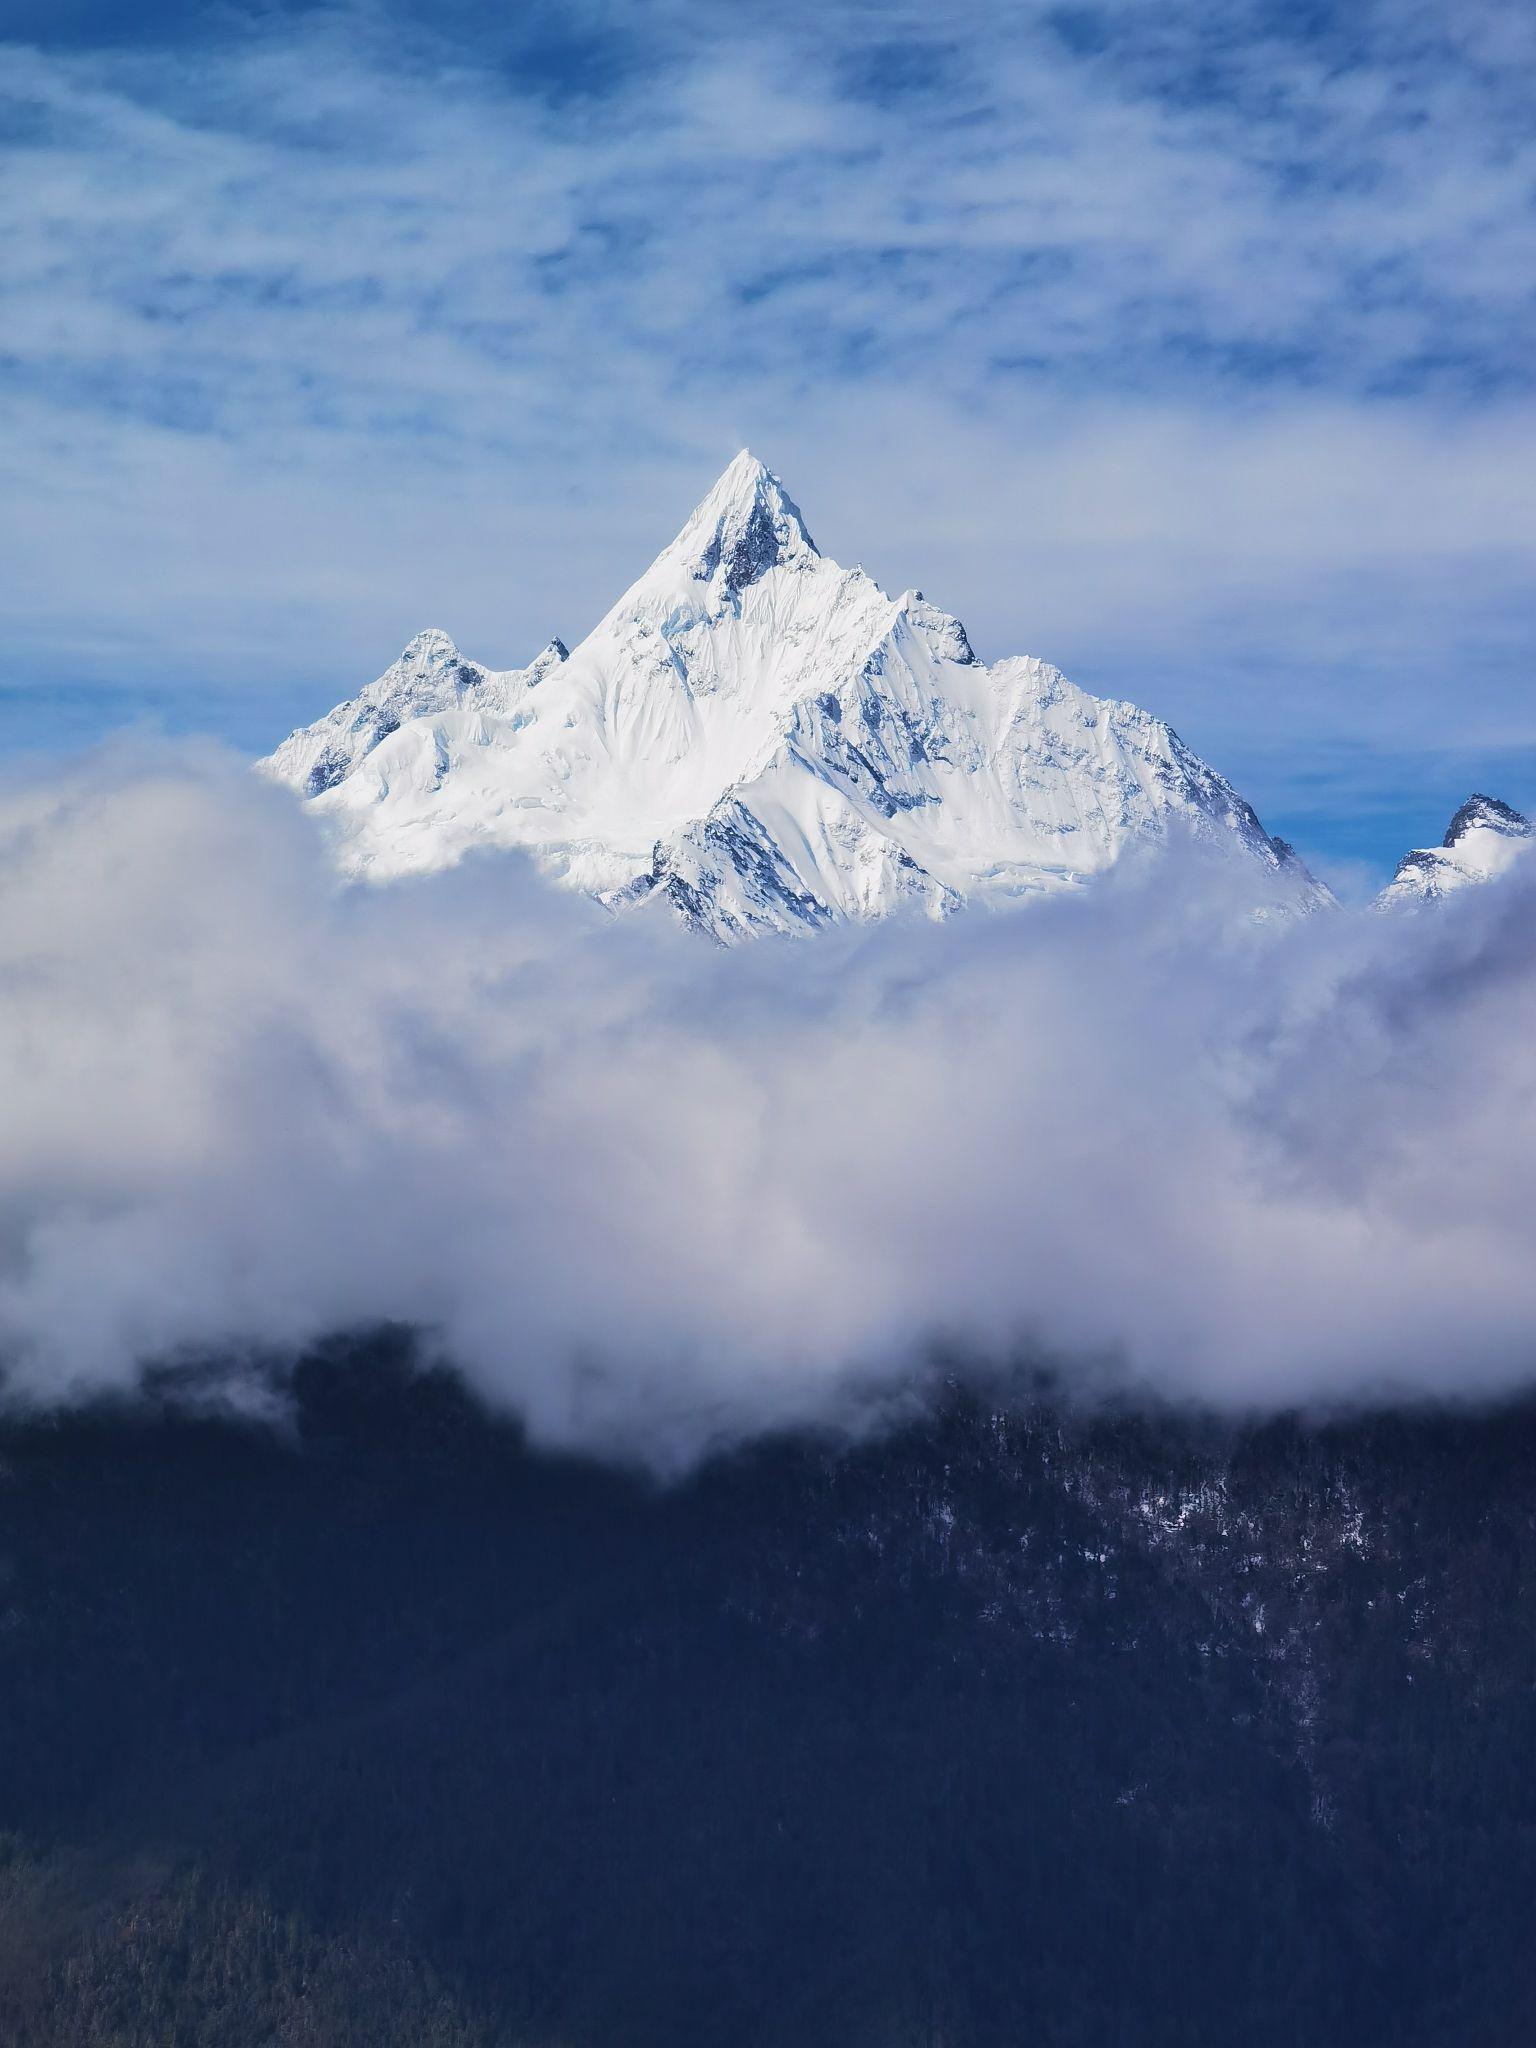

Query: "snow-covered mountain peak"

xmin=1380 ymin=793 xmax=1531 ymax=907
xmin=261 ymin=455 xmax=1321 ymax=936
xmin=665 ymin=448 xmax=818 ymax=595
xmin=398 ymin=627 xmax=461 ymax=667
xmin=1443 ymin=793 xmax=1529 ymax=848
xmin=595 ymin=450 xmax=826 ymax=640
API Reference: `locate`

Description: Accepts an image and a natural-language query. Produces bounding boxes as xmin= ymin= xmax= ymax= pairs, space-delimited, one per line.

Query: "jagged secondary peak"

xmin=525 ymin=637 xmax=570 ymax=683
xmin=1444 ymin=793 xmax=1529 ymax=846
xmin=1381 ymin=791 xmax=1532 ymax=907
xmin=660 ymin=449 xmax=819 ymax=597
xmin=260 ymin=629 xmax=563 ymax=801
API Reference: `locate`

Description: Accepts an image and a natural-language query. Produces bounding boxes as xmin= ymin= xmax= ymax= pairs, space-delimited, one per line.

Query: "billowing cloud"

xmin=2 ymin=743 xmax=1533 ymax=1458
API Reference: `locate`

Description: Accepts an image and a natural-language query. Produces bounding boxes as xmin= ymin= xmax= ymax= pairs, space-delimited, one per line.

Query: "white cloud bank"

xmin=1 ymin=745 xmax=1533 ymax=1455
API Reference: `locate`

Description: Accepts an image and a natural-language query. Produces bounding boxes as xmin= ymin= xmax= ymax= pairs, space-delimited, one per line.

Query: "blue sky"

xmin=4 ymin=0 xmax=1534 ymax=885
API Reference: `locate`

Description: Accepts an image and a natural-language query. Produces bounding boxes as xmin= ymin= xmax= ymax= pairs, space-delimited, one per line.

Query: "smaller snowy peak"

xmin=1380 ymin=793 xmax=1532 ymax=906
xmin=260 ymin=632 xmax=566 ymax=799
xmin=1442 ymin=793 xmax=1529 ymax=847
xmin=525 ymin=637 xmax=570 ymax=684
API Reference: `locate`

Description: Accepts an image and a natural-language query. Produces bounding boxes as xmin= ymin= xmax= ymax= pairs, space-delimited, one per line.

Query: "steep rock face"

xmin=1380 ymin=793 xmax=1531 ymax=906
xmin=261 ymin=452 xmax=1319 ymax=935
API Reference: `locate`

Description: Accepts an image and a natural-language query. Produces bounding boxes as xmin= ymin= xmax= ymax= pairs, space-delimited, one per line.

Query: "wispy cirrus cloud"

xmin=3 ymin=0 xmax=1534 ymax=870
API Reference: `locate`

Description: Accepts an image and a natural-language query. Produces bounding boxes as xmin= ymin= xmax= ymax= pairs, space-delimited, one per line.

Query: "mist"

xmin=1 ymin=741 xmax=1533 ymax=1457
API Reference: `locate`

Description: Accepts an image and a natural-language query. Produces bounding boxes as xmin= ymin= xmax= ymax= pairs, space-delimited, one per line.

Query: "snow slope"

xmin=261 ymin=452 xmax=1319 ymax=936
xmin=1379 ymin=795 xmax=1531 ymax=907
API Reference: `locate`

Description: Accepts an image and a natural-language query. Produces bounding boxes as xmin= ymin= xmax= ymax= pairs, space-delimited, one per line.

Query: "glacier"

xmin=262 ymin=451 xmax=1324 ymax=937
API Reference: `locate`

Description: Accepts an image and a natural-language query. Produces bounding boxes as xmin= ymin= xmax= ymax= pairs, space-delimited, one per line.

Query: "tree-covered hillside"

xmin=0 ymin=1338 xmax=1532 ymax=2045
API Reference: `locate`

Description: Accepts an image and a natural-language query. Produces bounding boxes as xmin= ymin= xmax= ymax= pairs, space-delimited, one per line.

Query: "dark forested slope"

xmin=0 ymin=1338 xmax=1533 ymax=2045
